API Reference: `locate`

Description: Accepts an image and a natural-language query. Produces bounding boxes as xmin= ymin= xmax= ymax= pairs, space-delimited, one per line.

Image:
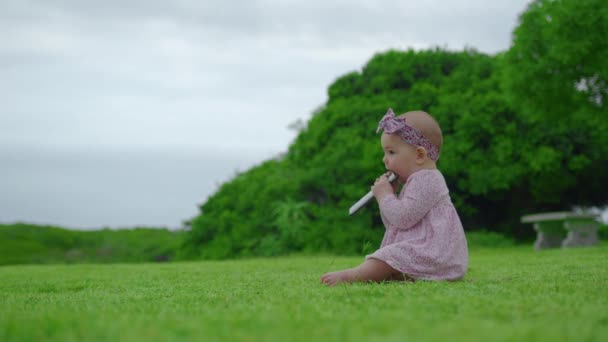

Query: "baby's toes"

xmin=320 ymin=274 xmax=333 ymax=285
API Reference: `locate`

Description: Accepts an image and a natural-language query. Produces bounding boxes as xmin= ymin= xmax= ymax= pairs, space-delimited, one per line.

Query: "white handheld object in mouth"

xmin=348 ymin=173 xmax=397 ymax=215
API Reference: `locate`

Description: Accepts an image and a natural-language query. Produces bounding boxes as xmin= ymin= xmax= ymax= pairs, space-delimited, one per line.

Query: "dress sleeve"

xmin=377 ymin=170 xmax=445 ymax=230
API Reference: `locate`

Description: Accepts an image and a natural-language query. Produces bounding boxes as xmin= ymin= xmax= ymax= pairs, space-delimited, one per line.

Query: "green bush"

xmin=465 ymin=231 xmax=517 ymax=248
xmin=599 ymin=224 xmax=608 ymax=240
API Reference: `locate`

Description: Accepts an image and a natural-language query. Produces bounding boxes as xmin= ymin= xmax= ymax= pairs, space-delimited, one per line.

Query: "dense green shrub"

xmin=183 ymin=0 xmax=607 ymax=259
xmin=599 ymin=224 xmax=608 ymax=240
xmin=465 ymin=231 xmax=517 ymax=249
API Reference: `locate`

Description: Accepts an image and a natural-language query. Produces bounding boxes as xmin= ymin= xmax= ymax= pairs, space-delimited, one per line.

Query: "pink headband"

xmin=376 ymin=108 xmax=440 ymax=161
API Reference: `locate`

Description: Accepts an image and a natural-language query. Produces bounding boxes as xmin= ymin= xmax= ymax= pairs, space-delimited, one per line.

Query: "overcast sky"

xmin=1 ymin=0 xmax=532 ymax=156
xmin=3 ymin=0 xmax=552 ymax=229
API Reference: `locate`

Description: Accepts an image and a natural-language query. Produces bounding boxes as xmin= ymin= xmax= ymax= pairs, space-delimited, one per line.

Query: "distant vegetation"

xmin=0 ymin=223 xmax=542 ymax=266
xmin=182 ymin=0 xmax=607 ymax=259
xmin=0 ymin=223 xmax=183 ymax=266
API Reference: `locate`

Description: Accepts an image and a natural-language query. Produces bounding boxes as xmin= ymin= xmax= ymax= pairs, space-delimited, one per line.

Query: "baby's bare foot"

xmin=320 ymin=269 xmax=357 ymax=286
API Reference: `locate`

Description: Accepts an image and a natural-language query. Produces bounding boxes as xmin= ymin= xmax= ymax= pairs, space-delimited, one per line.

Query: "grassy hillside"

xmin=1 ymin=244 xmax=606 ymax=341
xmin=0 ymin=223 xmax=184 ymax=265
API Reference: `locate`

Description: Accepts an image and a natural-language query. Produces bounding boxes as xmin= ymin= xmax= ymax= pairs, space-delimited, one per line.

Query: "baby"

xmin=321 ymin=109 xmax=468 ymax=286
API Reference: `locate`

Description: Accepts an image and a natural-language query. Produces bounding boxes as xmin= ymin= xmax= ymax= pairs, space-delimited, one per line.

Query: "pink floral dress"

xmin=366 ymin=169 xmax=468 ymax=280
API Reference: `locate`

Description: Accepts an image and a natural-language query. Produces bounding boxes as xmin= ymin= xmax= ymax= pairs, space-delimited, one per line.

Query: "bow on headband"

xmin=376 ymin=108 xmax=440 ymax=161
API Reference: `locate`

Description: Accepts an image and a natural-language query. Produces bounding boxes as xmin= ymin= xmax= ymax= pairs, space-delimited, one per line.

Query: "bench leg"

xmin=533 ymin=223 xmax=565 ymax=250
xmin=562 ymin=221 xmax=600 ymax=248
xmin=534 ymin=231 xmax=563 ymax=250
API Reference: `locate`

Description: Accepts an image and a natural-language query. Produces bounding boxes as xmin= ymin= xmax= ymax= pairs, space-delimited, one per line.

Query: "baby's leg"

xmin=320 ymin=258 xmax=402 ymax=286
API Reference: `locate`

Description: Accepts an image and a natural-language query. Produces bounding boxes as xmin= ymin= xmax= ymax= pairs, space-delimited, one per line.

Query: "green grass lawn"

xmin=1 ymin=244 xmax=607 ymax=341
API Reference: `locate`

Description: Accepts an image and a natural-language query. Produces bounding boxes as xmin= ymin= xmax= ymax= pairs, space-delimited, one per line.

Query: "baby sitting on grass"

xmin=321 ymin=109 xmax=468 ymax=286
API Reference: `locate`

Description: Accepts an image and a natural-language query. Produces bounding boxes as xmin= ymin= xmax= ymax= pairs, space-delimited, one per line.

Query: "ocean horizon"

xmin=0 ymin=145 xmax=279 ymax=230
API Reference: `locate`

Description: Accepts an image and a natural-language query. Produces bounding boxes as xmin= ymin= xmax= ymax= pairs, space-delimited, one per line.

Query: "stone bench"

xmin=521 ymin=211 xmax=600 ymax=250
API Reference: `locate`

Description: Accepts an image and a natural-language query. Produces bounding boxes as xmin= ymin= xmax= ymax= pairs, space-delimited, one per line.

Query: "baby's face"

xmin=380 ymin=133 xmax=418 ymax=182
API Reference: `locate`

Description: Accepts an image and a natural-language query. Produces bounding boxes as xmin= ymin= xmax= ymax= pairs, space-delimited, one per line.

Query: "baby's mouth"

xmin=387 ymin=171 xmax=399 ymax=182
xmin=390 ymin=172 xmax=404 ymax=183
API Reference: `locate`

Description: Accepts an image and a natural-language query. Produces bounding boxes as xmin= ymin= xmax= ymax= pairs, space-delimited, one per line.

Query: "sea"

xmin=0 ymin=145 xmax=278 ymax=230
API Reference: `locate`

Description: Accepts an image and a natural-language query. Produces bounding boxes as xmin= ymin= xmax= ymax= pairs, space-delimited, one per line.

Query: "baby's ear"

xmin=416 ymin=147 xmax=427 ymax=164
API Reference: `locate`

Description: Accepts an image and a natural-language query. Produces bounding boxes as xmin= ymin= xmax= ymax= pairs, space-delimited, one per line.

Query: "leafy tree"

xmin=504 ymin=0 xmax=607 ymax=122
xmin=502 ymin=0 xmax=608 ymax=214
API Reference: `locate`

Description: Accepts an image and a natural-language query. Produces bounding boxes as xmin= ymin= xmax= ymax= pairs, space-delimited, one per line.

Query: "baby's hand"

xmin=386 ymin=171 xmax=401 ymax=193
xmin=371 ymin=174 xmax=394 ymax=200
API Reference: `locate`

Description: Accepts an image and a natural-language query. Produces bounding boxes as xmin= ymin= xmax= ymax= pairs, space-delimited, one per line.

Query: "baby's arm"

xmin=379 ymin=172 xmax=443 ymax=229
